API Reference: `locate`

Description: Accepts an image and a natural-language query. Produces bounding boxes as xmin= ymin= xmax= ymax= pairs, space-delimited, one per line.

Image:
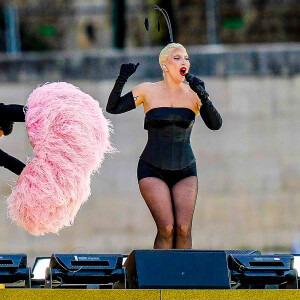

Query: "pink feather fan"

xmin=6 ymin=82 xmax=113 ymax=236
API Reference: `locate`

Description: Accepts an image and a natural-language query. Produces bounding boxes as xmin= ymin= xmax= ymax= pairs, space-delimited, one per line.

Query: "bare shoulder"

xmin=134 ymin=81 xmax=153 ymax=91
xmin=132 ymin=82 xmax=153 ymax=107
xmin=132 ymin=82 xmax=151 ymax=96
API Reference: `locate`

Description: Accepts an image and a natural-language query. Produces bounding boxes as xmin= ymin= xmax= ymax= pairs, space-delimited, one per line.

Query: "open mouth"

xmin=180 ymin=67 xmax=187 ymax=76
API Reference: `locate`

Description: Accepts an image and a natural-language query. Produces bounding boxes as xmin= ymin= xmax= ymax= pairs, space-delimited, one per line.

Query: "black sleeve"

xmin=0 ymin=120 xmax=14 ymax=136
xmin=106 ymin=77 xmax=136 ymax=114
xmin=200 ymin=99 xmax=222 ymax=130
xmin=0 ymin=103 xmax=25 ymax=122
xmin=0 ymin=149 xmax=26 ymax=175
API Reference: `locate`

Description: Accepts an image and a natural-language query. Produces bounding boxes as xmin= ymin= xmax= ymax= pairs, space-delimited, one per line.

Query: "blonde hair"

xmin=159 ymin=43 xmax=186 ymax=67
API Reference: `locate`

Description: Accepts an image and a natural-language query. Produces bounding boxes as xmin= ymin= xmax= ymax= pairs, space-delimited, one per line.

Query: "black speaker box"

xmin=124 ymin=249 xmax=231 ymax=289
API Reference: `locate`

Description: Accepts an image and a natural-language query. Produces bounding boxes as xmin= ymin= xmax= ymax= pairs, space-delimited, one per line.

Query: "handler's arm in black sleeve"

xmin=0 ymin=149 xmax=26 ymax=175
xmin=0 ymin=103 xmax=26 ymax=136
xmin=185 ymin=73 xmax=222 ymax=130
xmin=106 ymin=63 xmax=139 ymax=114
xmin=0 ymin=103 xmax=25 ymax=122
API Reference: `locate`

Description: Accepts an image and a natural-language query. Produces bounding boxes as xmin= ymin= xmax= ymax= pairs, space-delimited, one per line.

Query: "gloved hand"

xmin=119 ymin=63 xmax=140 ymax=81
xmin=107 ymin=63 xmax=139 ymax=114
xmin=0 ymin=120 xmax=14 ymax=136
xmin=185 ymin=73 xmax=209 ymax=99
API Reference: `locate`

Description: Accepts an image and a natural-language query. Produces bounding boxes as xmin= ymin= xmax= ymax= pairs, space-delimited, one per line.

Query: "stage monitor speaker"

xmin=45 ymin=254 xmax=125 ymax=289
xmin=0 ymin=253 xmax=31 ymax=288
xmin=228 ymin=254 xmax=298 ymax=289
xmin=124 ymin=249 xmax=231 ymax=289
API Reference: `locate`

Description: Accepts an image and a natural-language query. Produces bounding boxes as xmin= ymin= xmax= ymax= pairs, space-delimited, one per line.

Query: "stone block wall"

xmin=0 ymin=76 xmax=299 ymax=265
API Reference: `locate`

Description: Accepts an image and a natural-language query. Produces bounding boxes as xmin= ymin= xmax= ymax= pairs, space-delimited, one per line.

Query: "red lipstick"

xmin=180 ymin=67 xmax=186 ymax=76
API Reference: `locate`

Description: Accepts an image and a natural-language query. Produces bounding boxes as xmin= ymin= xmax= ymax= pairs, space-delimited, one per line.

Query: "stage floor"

xmin=0 ymin=290 xmax=299 ymax=299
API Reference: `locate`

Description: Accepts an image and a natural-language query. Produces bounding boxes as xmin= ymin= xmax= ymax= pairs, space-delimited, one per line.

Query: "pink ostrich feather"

xmin=6 ymin=82 xmax=114 ymax=236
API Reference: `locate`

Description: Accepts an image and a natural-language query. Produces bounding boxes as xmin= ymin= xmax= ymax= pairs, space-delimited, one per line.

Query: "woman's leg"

xmin=171 ymin=176 xmax=198 ymax=249
xmin=139 ymin=177 xmax=174 ymax=249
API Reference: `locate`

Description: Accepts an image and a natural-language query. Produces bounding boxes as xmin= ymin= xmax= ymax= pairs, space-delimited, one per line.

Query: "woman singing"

xmin=106 ymin=42 xmax=222 ymax=249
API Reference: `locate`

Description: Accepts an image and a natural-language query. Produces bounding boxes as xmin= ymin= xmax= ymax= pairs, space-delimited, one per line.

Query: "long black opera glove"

xmin=200 ymin=100 xmax=222 ymax=130
xmin=0 ymin=103 xmax=26 ymax=136
xmin=185 ymin=73 xmax=222 ymax=130
xmin=0 ymin=149 xmax=26 ymax=175
xmin=106 ymin=63 xmax=139 ymax=114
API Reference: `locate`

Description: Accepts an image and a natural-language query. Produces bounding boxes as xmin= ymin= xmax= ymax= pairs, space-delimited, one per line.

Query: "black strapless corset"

xmin=140 ymin=107 xmax=196 ymax=170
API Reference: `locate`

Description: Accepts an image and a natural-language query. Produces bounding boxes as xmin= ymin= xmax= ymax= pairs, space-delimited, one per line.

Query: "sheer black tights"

xmin=138 ymin=176 xmax=198 ymax=249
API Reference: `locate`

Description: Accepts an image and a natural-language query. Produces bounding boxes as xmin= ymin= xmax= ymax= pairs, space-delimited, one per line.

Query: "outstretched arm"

xmin=185 ymin=73 xmax=222 ymax=130
xmin=0 ymin=103 xmax=25 ymax=122
xmin=0 ymin=149 xmax=26 ymax=175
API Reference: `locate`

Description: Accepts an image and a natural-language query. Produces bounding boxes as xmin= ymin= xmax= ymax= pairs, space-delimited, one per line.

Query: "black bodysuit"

xmin=137 ymin=107 xmax=198 ymax=187
xmin=140 ymin=107 xmax=196 ymax=170
xmin=106 ymin=72 xmax=222 ymax=188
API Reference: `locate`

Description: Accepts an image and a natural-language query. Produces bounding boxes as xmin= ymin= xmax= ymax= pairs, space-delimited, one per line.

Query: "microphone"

xmin=185 ymin=72 xmax=193 ymax=82
xmin=185 ymin=73 xmax=209 ymax=98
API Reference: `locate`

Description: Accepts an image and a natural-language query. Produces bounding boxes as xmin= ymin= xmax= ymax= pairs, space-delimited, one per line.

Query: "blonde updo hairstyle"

xmin=159 ymin=43 xmax=186 ymax=72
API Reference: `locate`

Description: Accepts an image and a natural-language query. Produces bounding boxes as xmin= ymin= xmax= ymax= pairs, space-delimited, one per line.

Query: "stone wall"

xmin=1 ymin=44 xmax=300 ymax=82
xmin=0 ymin=76 xmax=299 ymax=265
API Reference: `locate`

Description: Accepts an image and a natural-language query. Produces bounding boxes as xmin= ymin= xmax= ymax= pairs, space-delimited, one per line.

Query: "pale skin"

xmin=132 ymin=48 xmax=201 ymax=114
xmin=132 ymin=47 xmax=201 ymax=249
